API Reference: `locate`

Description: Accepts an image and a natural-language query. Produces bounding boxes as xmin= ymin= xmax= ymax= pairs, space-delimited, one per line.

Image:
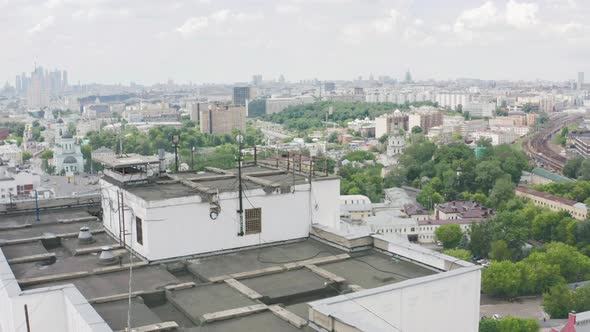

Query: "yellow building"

xmin=515 ymin=186 xmax=588 ymax=220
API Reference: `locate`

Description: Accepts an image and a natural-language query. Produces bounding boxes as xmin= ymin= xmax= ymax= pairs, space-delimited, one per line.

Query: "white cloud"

xmin=175 ymin=9 xmax=263 ymax=36
xmin=454 ymin=1 xmax=499 ymax=33
xmin=276 ymin=3 xmax=300 ymax=14
xmin=340 ymin=24 xmax=364 ymax=44
xmin=28 ymin=15 xmax=55 ymax=34
xmin=176 ymin=16 xmax=209 ymax=36
xmin=210 ymin=9 xmax=230 ymax=22
xmin=234 ymin=12 xmax=264 ymax=22
xmin=505 ymin=0 xmax=539 ymax=28
xmin=374 ymin=9 xmax=401 ymax=33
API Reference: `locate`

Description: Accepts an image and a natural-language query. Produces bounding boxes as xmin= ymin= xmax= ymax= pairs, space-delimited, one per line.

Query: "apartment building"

xmin=199 ymin=105 xmax=247 ymax=135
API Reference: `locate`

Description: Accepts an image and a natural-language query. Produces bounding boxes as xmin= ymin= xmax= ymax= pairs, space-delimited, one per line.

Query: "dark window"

xmin=245 ymin=208 xmax=262 ymax=235
xmin=136 ymin=217 xmax=143 ymax=245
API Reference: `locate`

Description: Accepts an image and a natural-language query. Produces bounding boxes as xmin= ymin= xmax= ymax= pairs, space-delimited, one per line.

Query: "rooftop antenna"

xmin=236 ymin=133 xmax=244 ymax=236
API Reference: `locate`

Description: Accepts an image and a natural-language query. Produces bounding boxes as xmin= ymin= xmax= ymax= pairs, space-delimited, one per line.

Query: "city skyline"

xmin=1 ymin=0 xmax=589 ymax=85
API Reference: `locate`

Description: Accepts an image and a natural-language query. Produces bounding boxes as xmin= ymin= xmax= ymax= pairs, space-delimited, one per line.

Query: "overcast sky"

xmin=1 ymin=0 xmax=588 ymax=85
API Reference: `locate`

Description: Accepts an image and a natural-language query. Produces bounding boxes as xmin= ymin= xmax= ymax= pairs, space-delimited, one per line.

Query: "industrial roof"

xmin=93 ymin=153 xmax=160 ymax=168
xmin=106 ymin=165 xmax=335 ymax=201
xmin=531 ymin=167 xmax=574 ymax=183
xmin=0 ymin=203 xmax=437 ymax=332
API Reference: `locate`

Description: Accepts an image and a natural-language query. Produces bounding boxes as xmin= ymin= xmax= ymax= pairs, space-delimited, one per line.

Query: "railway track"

xmin=522 ymin=113 xmax=583 ymax=172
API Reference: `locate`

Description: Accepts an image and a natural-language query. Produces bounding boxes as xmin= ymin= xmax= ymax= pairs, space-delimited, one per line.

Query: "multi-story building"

xmin=386 ymin=135 xmax=405 ymax=165
xmin=435 ymin=93 xmax=469 ymax=110
xmin=408 ymin=107 xmax=443 ymax=134
xmin=27 ymin=67 xmax=50 ymax=109
xmin=568 ymin=131 xmax=590 ymax=158
xmin=463 ymin=101 xmax=495 ymax=118
xmin=233 ymin=86 xmax=255 ymax=106
xmin=375 ymin=110 xmax=409 ymax=138
xmin=187 ymin=102 xmax=209 ymax=122
xmin=470 ymin=130 xmax=518 ymax=145
xmin=199 ymin=104 xmax=247 ymax=135
xmin=265 ymin=95 xmax=314 ymax=115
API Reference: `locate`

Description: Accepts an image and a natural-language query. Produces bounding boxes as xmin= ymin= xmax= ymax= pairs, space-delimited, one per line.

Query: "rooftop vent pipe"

xmin=98 ymin=247 xmax=119 ymax=265
xmin=158 ymin=149 xmax=166 ymax=174
xmin=78 ymin=226 xmax=95 ymax=244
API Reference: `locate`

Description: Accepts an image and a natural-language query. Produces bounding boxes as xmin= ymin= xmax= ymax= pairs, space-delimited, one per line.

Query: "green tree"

xmin=22 ymin=151 xmax=32 ymax=161
xmin=40 ymin=149 xmax=53 ymax=159
xmin=468 ymin=222 xmax=493 ymax=258
xmin=563 ymin=157 xmax=583 ymax=179
xmin=482 ymin=260 xmax=523 ymax=299
xmin=416 ymin=184 xmax=444 ymax=210
xmin=434 ymin=224 xmax=463 ymax=249
xmin=497 ymin=317 xmax=540 ymax=332
xmin=443 ymin=248 xmax=472 ymax=261
xmin=543 ymin=283 xmax=574 ymax=318
xmin=411 ymin=126 xmax=422 ymax=134
xmin=489 ymin=176 xmax=515 ymax=209
xmin=489 ymin=240 xmax=512 ymax=261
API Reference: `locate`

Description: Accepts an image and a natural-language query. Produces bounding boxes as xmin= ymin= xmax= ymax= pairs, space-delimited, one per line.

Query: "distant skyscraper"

xmin=578 ymin=72 xmax=584 ymax=90
xmin=62 ymin=70 xmax=68 ymax=89
xmin=15 ymin=75 xmax=21 ymax=94
xmin=27 ymin=66 xmax=50 ymax=109
xmin=233 ymin=86 xmax=255 ymax=106
xmin=252 ymin=75 xmax=263 ymax=86
xmin=324 ymin=82 xmax=336 ymax=92
xmin=278 ymin=74 xmax=285 ymax=84
xmin=404 ymin=70 xmax=413 ymax=84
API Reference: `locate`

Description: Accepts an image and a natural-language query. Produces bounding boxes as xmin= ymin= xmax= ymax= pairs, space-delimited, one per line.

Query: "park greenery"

xmin=533 ymin=180 xmax=590 ymax=205
xmin=543 ymin=283 xmax=590 ymax=318
xmin=383 ymin=138 xmax=529 ymax=210
xmin=338 ymin=151 xmax=383 ymax=202
xmin=435 ymin=224 xmax=463 ymax=249
xmin=478 ymin=316 xmax=539 ymax=332
xmin=562 ymin=157 xmax=590 ymax=180
xmin=262 ymin=101 xmax=437 ymax=132
xmin=443 ymin=248 xmax=472 ymax=261
xmin=85 ymin=120 xmax=264 ymax=171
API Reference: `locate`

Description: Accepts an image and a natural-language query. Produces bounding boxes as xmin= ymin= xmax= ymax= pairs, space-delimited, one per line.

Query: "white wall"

xmin=312 ymin=178 xmax=341 ymax=230
xmin=101 ymin=178 xmax=340 ymax=261
xmin=0 ymin=248 xmax=112 ymax=332
xmin=310 ymin=266 xmax=481 ymax=332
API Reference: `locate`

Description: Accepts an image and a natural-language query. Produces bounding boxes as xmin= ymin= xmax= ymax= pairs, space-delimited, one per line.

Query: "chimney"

xmin=569 ymin=311 xmax=577 ymax=325
xmin=77 ymin=226 xmax=95 ymax=244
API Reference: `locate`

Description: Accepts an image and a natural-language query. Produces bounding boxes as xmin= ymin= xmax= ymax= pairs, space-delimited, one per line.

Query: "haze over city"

xmin=1 ymin=0 xmax=589 ymax=84
xmin=4 ymin=1 xmax=590 ymax=332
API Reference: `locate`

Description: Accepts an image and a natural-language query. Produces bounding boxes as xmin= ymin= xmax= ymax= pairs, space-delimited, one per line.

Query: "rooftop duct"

xmin=77 ymin=226 xmax=95 ymax=244
xmin=98 ymin=247 xmax=119 ymax=265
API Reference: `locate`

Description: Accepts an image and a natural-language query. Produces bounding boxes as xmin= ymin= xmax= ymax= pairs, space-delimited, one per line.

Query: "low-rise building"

xmin=434 ymin=201 xmax=494 ymax=220
xmin=520 ymin=167 xmax=574 ymax=185
xmin=0 ymin=160 xmax=40 ymax=203
xmin=516 ymin=186 xmax=588 ymax=220
xmin=340 ymin=195 xmax=373 ymax=220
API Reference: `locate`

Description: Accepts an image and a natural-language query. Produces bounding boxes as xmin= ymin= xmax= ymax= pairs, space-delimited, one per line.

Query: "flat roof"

xmin=93 ymin=153 xmax=160 ymax=168
xmin=0 ymin=203 xmax=439 ymax=332
xmin=108 ymin=165 xmax=330 ymax=201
